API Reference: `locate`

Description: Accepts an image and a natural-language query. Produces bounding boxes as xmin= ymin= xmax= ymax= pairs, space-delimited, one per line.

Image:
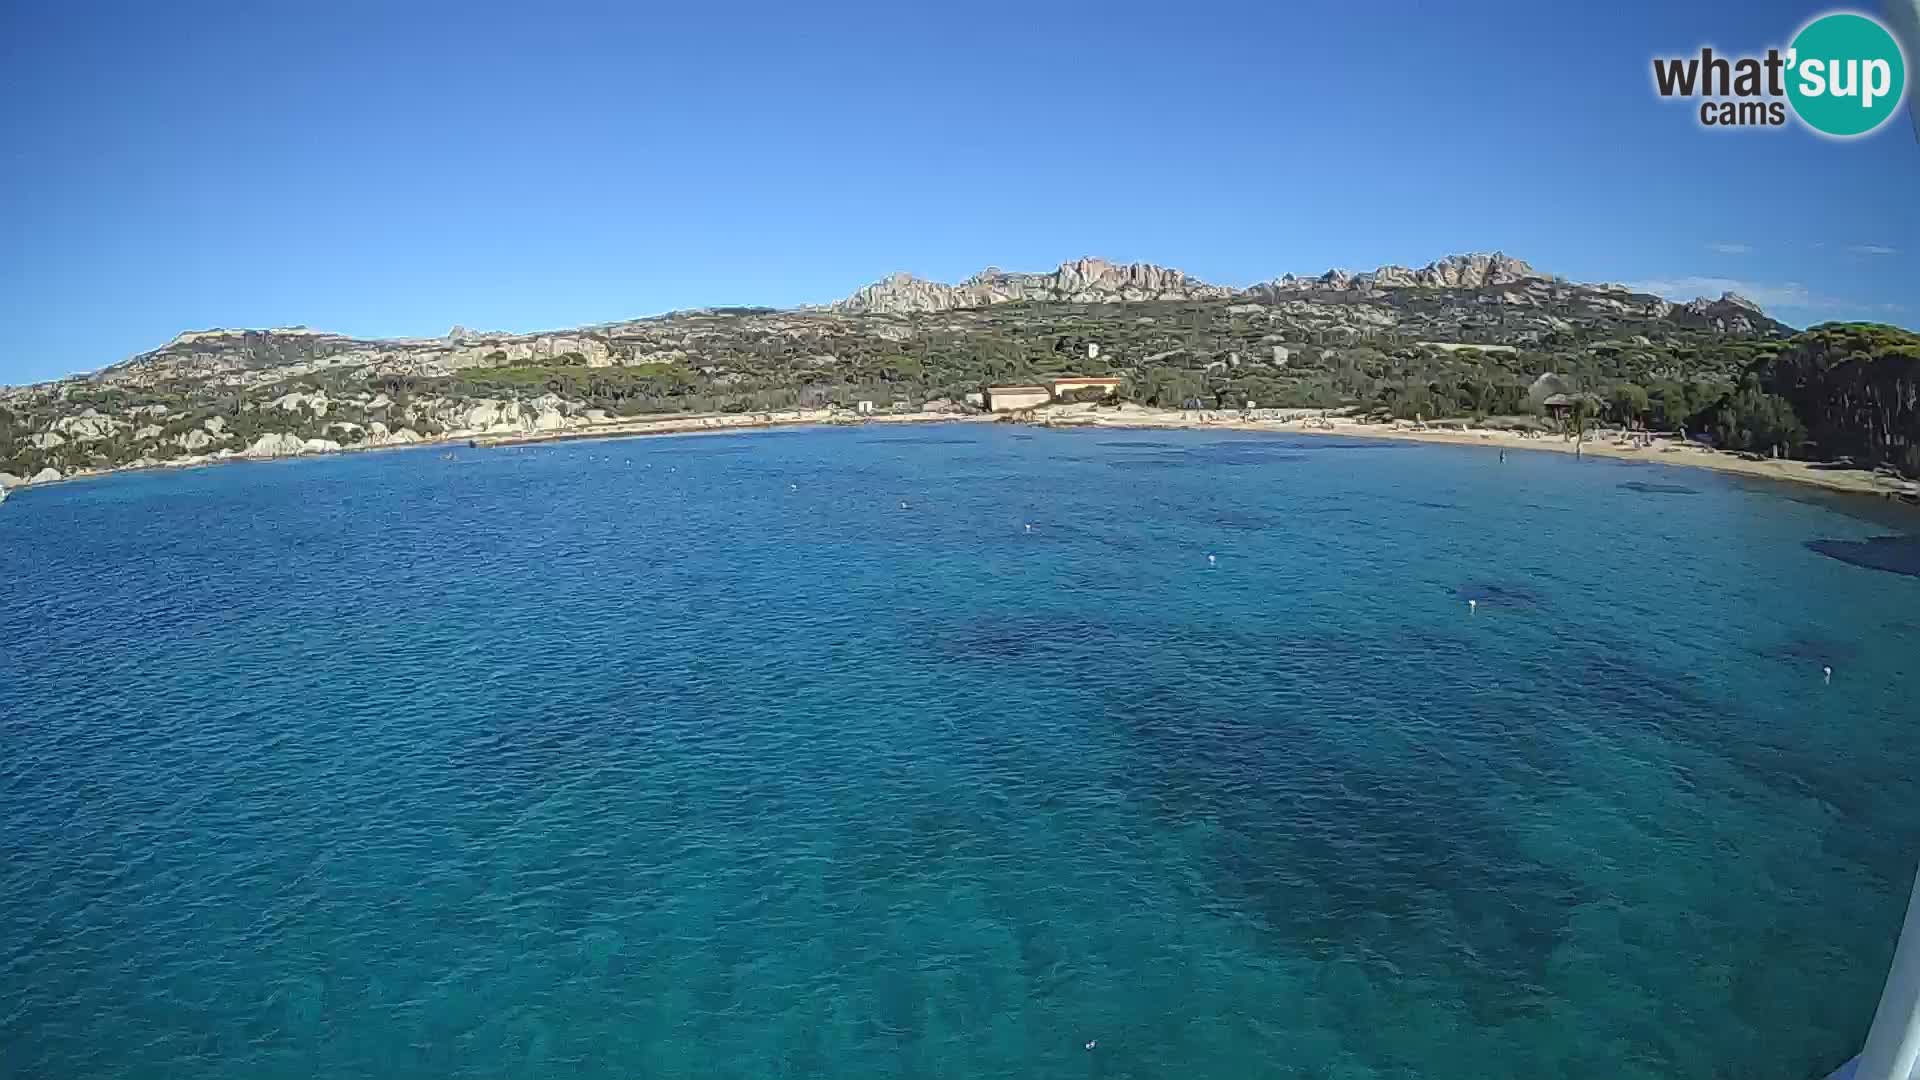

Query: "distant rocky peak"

xmin=833 ymin=257 xmax=1229 ymax=315
xmin=1451 ymin=251 xmax=1541 ymax=280
xmin=1677 ymin=290 xmax=1775 ymax=333
xmin=1363 ymin=251 xmax=1548 ymax=289
xmin=1265 ymin=252 xmax=1550 ymax=293
xmin=163 ymin=326 xmax=328 ymax=350
xmin=1682 ymin=291 xmax=1762 ymax=314
xmin=165 ymin=328 xmax=247 ymax=349
xmin=1270 ymin=268 xmax=1357 ymax=290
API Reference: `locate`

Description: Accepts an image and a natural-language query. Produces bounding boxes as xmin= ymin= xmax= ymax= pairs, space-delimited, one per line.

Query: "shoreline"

xmin=7 ymin=403 xmax=1917 ymax=505
xmin=466 ymin=408 xmax=995 ymax=450
xmin=1 ymin=409 xmax=993 ymax=491
xmin=1029 ymin=404 xmax=1920 ymax=501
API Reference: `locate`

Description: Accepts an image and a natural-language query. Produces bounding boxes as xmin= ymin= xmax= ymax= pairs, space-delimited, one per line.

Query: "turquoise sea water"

xmin=2 ymin=424 xmax=1917 ymax=1080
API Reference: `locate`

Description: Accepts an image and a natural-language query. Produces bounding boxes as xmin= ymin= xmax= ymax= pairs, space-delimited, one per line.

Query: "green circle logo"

xmin=1787 ymin=12 xmax=1908 ymax=137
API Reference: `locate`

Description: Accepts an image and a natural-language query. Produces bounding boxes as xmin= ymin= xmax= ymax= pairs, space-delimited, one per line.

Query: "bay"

xmin=1 ymin=424 xmax=1915 ymax=1080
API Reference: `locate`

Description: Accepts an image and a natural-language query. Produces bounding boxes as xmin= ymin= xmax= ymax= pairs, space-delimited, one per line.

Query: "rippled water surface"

xmin=3 ymin=425 xmax=1917 ymax=1080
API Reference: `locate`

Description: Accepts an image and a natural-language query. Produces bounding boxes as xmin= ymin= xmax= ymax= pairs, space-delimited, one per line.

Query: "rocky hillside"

xmin=0 ymin=251 xmax=1821 ymax=487
xmin=94 ymin=323 xmax=655 ymax=390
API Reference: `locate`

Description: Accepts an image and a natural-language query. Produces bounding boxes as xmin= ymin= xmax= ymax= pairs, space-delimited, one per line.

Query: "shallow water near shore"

xmin=2 ymin=423 xmax=1917 ymax=1080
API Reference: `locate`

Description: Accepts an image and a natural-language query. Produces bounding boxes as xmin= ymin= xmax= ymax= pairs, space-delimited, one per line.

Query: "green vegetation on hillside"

xmin=6 ymin=297 xmax=1916 ymax=481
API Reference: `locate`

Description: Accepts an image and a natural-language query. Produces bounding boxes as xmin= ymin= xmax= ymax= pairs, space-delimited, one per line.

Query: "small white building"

xmin=983 ymin=385 xmax=1053 ymax=412
xmin=981 ymin=376 xmax=1123 ymax=412
xmin=855 ymin=400 xmax=875 ymax=415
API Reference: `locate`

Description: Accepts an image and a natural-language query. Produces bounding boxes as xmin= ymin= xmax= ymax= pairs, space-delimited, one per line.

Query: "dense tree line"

xmin=1731 ymin=323 xmax=1920 ymax=472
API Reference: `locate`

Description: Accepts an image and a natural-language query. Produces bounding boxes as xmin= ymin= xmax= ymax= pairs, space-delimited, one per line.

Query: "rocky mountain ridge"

xmin=823 ymin=252 xmax=1781 ymax=340
xmin=19 ymin=252 xmax=1782 ymax=393
xmin=834 ymin=252 xmax=1591 ymax=316
xmin=831 ymin=257 xmax=1235 ymax=315
xmin=1265 ymin=252 xmax=1547 ymax=292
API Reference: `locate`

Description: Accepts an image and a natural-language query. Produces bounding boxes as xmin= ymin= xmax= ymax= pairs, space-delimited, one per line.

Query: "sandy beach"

xmin=1029 ymin=402 xmax=1920 ymax=500
xmin=467 ymin=408 xmax=995 ymax=449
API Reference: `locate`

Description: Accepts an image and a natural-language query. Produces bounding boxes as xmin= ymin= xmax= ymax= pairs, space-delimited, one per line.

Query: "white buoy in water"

xmin=1469 ymin=600 xmax=1478 ymax=615
xmin=1825 ymin=665 xmax=1833 ymax=684
xmin=1207 ymin=553 xmax=1217 ymax=567
xmin=1085 ymin=1040 xmax=1097 ymax=1051
xmin=1025 ymin=523 xmax=1032 ymax=533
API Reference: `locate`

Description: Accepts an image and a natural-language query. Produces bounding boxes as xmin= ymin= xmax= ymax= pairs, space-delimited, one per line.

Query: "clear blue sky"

xmin=1 ymin=0 xmax=1914 ymax=384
